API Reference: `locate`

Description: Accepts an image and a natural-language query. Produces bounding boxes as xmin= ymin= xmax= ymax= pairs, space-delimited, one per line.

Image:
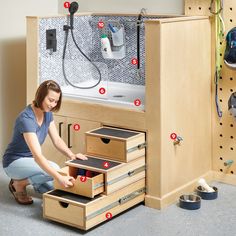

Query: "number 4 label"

xmin=103 ymin=162 xmax=110 ymax=168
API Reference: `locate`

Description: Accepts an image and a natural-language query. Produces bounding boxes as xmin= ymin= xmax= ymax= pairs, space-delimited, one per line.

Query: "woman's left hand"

xmin=70 ymin=153 xmax=88 ymax=160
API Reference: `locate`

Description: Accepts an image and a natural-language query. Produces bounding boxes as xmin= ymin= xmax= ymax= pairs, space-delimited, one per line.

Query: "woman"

xmin=2 ymin=80 xmax=87 ymax=205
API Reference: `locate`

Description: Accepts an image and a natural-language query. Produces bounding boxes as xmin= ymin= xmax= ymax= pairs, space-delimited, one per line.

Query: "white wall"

xmin=58 ymin=0 xmax=184 ymax=15
xmin=0 ymin=0 xmax=58 ymax=157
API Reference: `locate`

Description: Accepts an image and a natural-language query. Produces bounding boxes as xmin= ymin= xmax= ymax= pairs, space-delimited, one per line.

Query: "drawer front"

xmin=86 ymin=135 xmax=126 ymax=162
xmin=105 ymin=155 xmax=146 ymax=194
xmin=54 ymin=166 xmax=104 ymax=198
xmin=43 ymin=196 xmax=85 ymax=229
xmin=86 ymin=126 xmax=146 ymax=162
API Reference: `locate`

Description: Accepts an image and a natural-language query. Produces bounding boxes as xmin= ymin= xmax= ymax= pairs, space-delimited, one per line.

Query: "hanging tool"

xmin=210 ymin=0 xmax=225 ymax=118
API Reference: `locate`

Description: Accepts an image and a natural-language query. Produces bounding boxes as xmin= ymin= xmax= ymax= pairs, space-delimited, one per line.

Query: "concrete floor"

xmin=1 ymin=164 xmax=236 ymax=236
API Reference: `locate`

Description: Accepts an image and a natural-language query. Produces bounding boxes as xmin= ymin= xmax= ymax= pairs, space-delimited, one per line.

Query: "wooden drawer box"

xmin=65 ymin=155 xmax=145 ymax=195
xmin=86 ymin=127 xmax=146 ymax=162
xmin=54 ymin=166 xmax=104 ymax=198
xmin=44 ymin=178 xmax=145 ymax=230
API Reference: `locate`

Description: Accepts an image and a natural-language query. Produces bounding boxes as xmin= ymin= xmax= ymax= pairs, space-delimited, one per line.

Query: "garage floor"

xmin=1 ymin=164 xmax=236 ymax=236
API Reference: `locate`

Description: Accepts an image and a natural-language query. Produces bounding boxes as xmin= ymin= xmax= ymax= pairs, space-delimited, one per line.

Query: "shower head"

xmin=69 ymin=2 xmax=79 ymax=15
xmin=68 ymin=2 xmax=79 ymax=29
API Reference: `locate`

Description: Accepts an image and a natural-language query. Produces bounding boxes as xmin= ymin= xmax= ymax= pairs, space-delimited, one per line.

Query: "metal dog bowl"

xmin=179 ymin=194 xmax=201 ymax=210
xmin=196 ymin=186 xmax=218 ymax=200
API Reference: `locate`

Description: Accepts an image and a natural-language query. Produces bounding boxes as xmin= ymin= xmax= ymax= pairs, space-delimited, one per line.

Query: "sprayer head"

xmin=69 ymin=2 xmax=79 ymax=15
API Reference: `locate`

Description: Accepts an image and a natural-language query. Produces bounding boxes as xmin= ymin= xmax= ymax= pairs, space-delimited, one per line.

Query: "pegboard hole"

xmin=220 ymin=146 xmax=223 ymax=149
xmin=220 ymin=157 xmax=223 ymax=160
xmin=220 ymin=169 xmax=223 ymax=172
xmin=220 ymin=88 xmax=223 ymax=91
xmin=220 ymin=53 xmax=222 ymax=56
xmin=220 ymin=134 xmax=223 ymax=137
xmin=230 ymin=89 xmax=234 ymax=92
xmin=220 ymin=122 xmax=223 ymax=126
xmin=231 ymin=171 xmax=234 ymax=174
xmin=231 ymin=147 xmax=234 ymax=150
xmin=220 ymin=65 xmax=223 ymax=68
xmin=188 ymin=7 xmax=191 ymax=10
xmin=198 ymin=7 xmax=202 ymax=10
xmin=220 ymin=42 xmax=223 ymax=45
xmin=230 ymin=7 xmax=233 ymax=11
xmin=219 ymin=99 xmax=222 ymax=102
xmin=230 ymin=77 xmax=233 ymax=80
xmin=230 ymin=124 xmax=234 ymax=127
xmin=230 ymin=19 xmax=233 ymax=22
xmin=220 ymin=76 xmax=222 ymax=80
xmin=231 ymin=136 xmax=234 ymax=139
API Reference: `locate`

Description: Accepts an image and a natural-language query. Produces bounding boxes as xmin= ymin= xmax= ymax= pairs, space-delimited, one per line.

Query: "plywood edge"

xmin=27 ymin=13 xmax=184 ymax=20
xmin=145 ymin=171 xmax=214 ymax=209
xmin=145 ymin=15 xmax=209 ymax=24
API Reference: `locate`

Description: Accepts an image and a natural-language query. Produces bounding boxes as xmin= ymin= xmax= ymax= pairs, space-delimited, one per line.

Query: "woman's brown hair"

xmin=33 ymin=80 xmax=62 ymax=112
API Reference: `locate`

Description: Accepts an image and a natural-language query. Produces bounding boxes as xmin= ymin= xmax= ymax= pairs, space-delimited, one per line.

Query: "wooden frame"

xmin=27 ymin=13 xmax=212 ymax=209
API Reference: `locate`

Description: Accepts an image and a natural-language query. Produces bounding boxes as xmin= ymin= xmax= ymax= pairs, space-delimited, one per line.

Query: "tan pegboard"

xmin=185 ymin=0 xmax=236 ymax=175
xmin=185 ymin=0 xmax=212 ymax=16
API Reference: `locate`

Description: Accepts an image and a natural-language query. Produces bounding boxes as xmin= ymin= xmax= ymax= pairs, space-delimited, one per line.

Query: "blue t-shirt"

xmin=2 ymin=105 xmax=53 ymax=168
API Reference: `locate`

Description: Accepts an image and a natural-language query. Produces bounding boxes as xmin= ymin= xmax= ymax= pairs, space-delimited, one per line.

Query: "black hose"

xmin=62 ymin=24 xmax=102 ymax=89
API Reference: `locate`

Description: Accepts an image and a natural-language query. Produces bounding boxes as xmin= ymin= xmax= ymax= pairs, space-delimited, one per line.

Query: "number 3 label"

xmin=106 ymin=212 xmax=113 ymax=219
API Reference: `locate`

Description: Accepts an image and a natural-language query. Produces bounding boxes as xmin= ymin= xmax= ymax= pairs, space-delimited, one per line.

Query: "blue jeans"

xmin=4 ymin=158 xmax=60 ymax=194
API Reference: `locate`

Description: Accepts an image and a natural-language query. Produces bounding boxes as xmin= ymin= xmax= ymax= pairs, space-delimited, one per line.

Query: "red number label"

xmin=73 ymin=124 xmax=80 ymax=131
xmin=80 ymin=176 xmax=87 ymax=182
xmin=170 ymin=133 xmax=177 ymax=140
xmin=103 ymin=162 xmax=110 ymax=169
xmin=134 ymin=99 xmax=141 ymax=106
xmin=106 ymin=212 xmax=113 ymax=219
xmin=98 ymin=21 xmax=105 ymax=29
xmin=131 ymin=58 xmax=138 ymax=65
xmin=64 ymin=2 xmax=70 ymax=8
xmin=99 ymin=87 xmax=106 ymax=94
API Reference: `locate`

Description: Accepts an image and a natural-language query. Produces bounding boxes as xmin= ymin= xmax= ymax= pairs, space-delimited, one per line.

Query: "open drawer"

xmin=65 ymin=155 xmax=145 ymax=195
xmin=54 ymin=166 xmax=104 ymax=198
xmin=44 ymin=178 xmax=145 ymax=230
xmin=86 ymin=127 xmax=146 ymax=162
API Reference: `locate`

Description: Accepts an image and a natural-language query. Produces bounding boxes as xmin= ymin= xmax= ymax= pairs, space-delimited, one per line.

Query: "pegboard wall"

xmin=185 ymin=0 xmax=236 ymax=177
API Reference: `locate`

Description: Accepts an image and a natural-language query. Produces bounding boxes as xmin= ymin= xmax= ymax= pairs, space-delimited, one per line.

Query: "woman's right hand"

xmin=58 ymin=175 xmax=75 ymax=188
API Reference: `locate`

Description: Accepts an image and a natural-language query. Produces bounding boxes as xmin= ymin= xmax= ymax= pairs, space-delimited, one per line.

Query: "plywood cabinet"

xmin=42 ymin=115 xmax=101 ymax=167
xmin=27 ymin=14 xmax=212 ymax=209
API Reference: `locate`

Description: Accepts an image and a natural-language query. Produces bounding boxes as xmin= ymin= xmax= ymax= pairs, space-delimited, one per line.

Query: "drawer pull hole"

xmin=101 ymin=138 xmax=110 ymax=144
xmin=59 ymin=201 xmax=69 ymax=208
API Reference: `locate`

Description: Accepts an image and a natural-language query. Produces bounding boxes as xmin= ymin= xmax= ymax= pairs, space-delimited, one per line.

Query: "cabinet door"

xmin=66 ymin=117 xmax=101 ymax=155
xmin=42 ymin=115 xmax=67 ymax=167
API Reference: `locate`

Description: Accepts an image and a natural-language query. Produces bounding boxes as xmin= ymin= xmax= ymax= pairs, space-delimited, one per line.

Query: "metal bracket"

xmin=93 ymin=182 xmax=105 ymax=190
xmin=127 ymin=142 xmax=147 ymax=153
xmin=86 ymin=187 xmax=145 ymax=220
xmin=106 ymin=165 xmax=146 ymax=186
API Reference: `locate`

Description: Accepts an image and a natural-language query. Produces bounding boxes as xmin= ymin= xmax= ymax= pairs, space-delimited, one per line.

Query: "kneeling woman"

xmin=2 ymin=80 xmax=87 ymax=205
